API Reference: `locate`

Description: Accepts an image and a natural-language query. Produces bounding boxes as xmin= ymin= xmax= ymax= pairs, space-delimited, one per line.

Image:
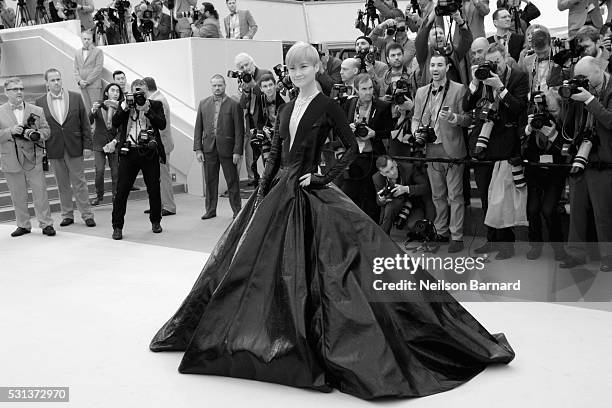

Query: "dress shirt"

xmin=13 ymin=103 xmax=24 ymax=124
xmin=229 ymin=13 xmax=240 ymax=39
xmin=213 ymin=95 xmax=225 ymax=136
xmin=51 ymin=92 xmax=65 ymax=123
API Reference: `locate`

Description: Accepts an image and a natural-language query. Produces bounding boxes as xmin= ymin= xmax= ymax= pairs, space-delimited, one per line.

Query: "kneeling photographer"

xmin=521 ymin=89 xmax=568 ymax=261
xmin=557 ymin=56 xmax=612 ymax=271
xmin=342 ymin=74 xmax=393 ymax=222
xmin=105 ymin=79 xmax=167 ymax=240
xmin=373 ymin=155 xmax=434 ymax=236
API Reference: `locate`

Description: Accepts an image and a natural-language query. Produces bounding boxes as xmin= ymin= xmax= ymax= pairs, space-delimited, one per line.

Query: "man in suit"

xmin=73 ymin=30 xmax=104 ymax=112
xmin=0 ymin=77 xmax=55 ymax=237
xmin=373 ymin=155 xmax=434 ymax=235
xmin=0 ymin=0 xmax=16 ymax=29
xmin=195 ymin=74 xmax=244 ymax=220
xmin=558 ymin=0 xmax=604 ymax=40
xmin=343 ymin=74 xmax=393 ymax=222
xmin=464 ymin=44 xmax=529 ymax=259
xmin=497 ymin=0 xmax=541 ymax=35
xmin=559 ymin=56 xmax=612 ymax=271
xmin=413 ymin=53 xmax=472 ymax=253
xmin=170 ymin=0 xmax=197 ymax=38
xmin=461 ymin=0 xmax=490 ymax=39
xmin=106 ymin=79 xmax=167 ymax=240
xmin=36 ymin=68 xmax=96 ymax=228
xmin=151 ymin=0 xmax=172 ymax=41
xmin=144 ymin=77 xmax=176 ymax=216
xmin=224 ymin=0 xmax=257 ymax=39
xmin=487 ymin=8 xmax=524 ymax=63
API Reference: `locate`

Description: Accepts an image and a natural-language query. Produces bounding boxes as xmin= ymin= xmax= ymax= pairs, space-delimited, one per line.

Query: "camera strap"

xmin=417 ymin=78 xmax=450 ymax=129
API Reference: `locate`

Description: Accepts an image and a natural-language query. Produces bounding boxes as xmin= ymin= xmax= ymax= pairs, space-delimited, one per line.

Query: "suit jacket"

xmin=372 ymin=161 xmax=433 ymax=214
xmin=0 ymin=102 xmax=50 ymax=173
xmin=111 ymin=99 xmax=167 ymax=163
xmin=148 ymin=90 xmax=174 ymax=154
xmin=250 ymin=91 xmax=286 ymax=131
xmin=239 ymin=67 xmax=274 ymax=127
xmin=223 ymin=9 xmax=257 ymax=39
xmin=558 ymin=0 xmax=602 ymax=39
xmin=412 ymin=80 xmax=471 ymax=159
xmin=152 ymin=13 xmax=172 ymax=41
xmin=89 ymin=105 xmax=118 ymax=151
xmin=194 ymin=16 xmax=222 ymax=38
xmin=35 ymin=91 xmax=93 ymax=159
xmin=462 ymin=0 xmax=490 ymax=39
xmin=73 ymin=46 xmax=104 ymax=90
xmin=194 ymin=95 xmax=244 ymax=157
xmin=464 ymin=67 xmax=529 ymax=160
xmin=345 ymin=97 xmax=392 ymax=157
xmin=487 ymin=33 xmax=524 ymax=63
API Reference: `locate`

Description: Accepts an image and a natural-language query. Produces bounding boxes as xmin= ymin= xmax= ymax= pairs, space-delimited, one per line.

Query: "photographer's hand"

xmin=470 ymin=65 xmax=480 ymax=87
xmin=91 ymin=101 xmax=100 ymax=114
xmin=570 ymin=87 xmax=593 ymax=103
xmin=11 ymin=124 xmax=24 ymax=135
xmin=377 ymin=192 xmax=393 ymax=204
xmin=525 ymin=113 xmax=534 ymax=134
xmin=104 ymin=100 xmax=119 ymax=109
xmin=483 ymin=73 xmax=504 ymax=91
xmin=382 ymin=18 xmax=395 ymax=28
xmin=451 ymin=10 xmax=465 ymax=26
xmin=137 ymin=100 xmax=151 ymax=113
xmin=439 ymin=106 xmax=456 ymax=122
xmin=391 ymin=185 xmax=408 ymax=197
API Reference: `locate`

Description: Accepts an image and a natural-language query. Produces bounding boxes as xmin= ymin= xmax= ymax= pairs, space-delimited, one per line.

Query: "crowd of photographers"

xmin=6 ymin=0 xmax=612 ymax=272
xmin=218 ymin=0 xmax=612 ymax=272
xmin=0 ymin=0 xmax=257 ymax=43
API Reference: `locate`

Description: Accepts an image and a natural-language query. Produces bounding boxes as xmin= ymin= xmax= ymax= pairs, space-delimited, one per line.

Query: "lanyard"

xmin=418 ymin=78 xmax=450 ymax=128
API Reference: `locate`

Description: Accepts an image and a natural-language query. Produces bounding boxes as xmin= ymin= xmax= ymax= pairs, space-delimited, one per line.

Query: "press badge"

xmin=540 ymin=155 xmax=553 ymax=163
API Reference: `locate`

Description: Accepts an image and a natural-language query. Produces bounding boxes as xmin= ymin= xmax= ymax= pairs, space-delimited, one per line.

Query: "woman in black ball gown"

xmin=150 ymin=42 xmax=515 ymax=400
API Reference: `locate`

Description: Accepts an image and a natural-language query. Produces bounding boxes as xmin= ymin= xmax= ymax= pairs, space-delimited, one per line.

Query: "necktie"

xmin=11 ymin=104 xmax=23 ymax=110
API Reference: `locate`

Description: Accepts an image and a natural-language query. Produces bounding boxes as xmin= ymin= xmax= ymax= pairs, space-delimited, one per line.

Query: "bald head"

xmin=574 ymin=56 xmax=604 ymax=88
xmin=340 ymin=58 xmax=360 ymax=84
xmin=470 ymin=37 xmax=489 ymax=65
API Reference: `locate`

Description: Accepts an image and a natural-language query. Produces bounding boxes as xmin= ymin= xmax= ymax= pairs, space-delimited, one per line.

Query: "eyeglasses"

xmin=6 ymin=87 xmax=24 ymax=92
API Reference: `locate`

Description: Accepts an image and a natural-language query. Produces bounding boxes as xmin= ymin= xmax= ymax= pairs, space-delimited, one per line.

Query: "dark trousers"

xmin=204 ymin=150 xmax=241 ymax=215
xmin=474 ymin=163 xmax=515 ymax=244
xmin=94 ymin=150 xmax=118 ymax=199
xmin=526 ymin=167 xmax=566 ymax=250
xmin=567 ymin=168 xmax=612 ymax=260
xmin=379 ymin=197 xmax=425 ymax=234
xmin=341 ymin=153 xmax=380 ymax=222
xmin=112 ymin=149 xmax=161 ymax=229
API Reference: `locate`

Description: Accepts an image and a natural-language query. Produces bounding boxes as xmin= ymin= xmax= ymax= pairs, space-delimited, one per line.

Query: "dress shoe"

xmin=553 ymin=247 xmax=568 ymax=261
xmin=85 ymin=218 xmax=96 ymax=227
xmin=526 ymin=245 xmax=543 ymax=260
xmin=433 ymin=234 xmax=450 ymax=244
xmin=152 ymin=222 xmax=162 ymax=233
xmin=495 ymin=245 xmax=515 ymax=260
xmin=130 ymin=185 xmax=140 ymax=191
xmin=90 ymin=196 xmax=103 ymax=206
xmin=474 ymin=241 xmax=495 ymax=254
xmin=11 ymin=227 xmax=31 ymax=237
xmin=600 ymin=256 xmax=612 ymax=272
xmin=112 ymin=228 xmax=123 ymax=240
xmin=144 ymin=209 xmax=151 ymax=214
xmin=60 ymin=218 xmax=74 ymax=227
xmin=162 ymin=209 xmax=176 ymax=216
xmin=42 ymin=226 xmax=56 ymax=236
xmin=201 ymin=212 xmax=216 ymax=220
xmin=559 ymin=255 xmax=586 ymax=269
xmin=448 ymin=240 xmax=464 ymax=253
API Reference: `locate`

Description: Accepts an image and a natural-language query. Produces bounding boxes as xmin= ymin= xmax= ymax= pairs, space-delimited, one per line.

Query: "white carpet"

xmin=0 ymin=224 xmax=610 ymax=408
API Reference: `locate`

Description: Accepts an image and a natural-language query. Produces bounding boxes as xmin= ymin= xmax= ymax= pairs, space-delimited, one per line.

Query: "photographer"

xmin=497 ymin=0 xmax=541 ymax=36
xmin=247 ymin=73 xmax=285 ymax=189
xmin=171 ymin=0 xmax=197 ymax=38
xmin=0 ymin=0 xmax=15 ymax=29
xmin=355 ymin=35 xmax=388 ymax=79
xmin=521 ymin=88 xmax=568 ymax=261
xmin=464 ymin=43 xmax=529 ymax=259
xmin=558 ymin=0 xmax=603 ymax=40
xmin=89 ymin=82 xmax=122 ymax=206
xmin=132 ymin=0 xmax=164 ymax=41
xmin=415 ymin=8 xmax=472 ymax=86
xmin=190 ymin=2 xmax=222 ymax=38
xmin=558 ymin=56 xmax=612 ymax=271
xmin=461 ymin=0 xmax=490 ymax=39
xmin=412 ymin=53 xmax=471 ymax=252
xmin=519 ymin=28 xmax=554 ymax=93
xmin=0 ymin=77 xmax=55 ymax=237
xmin=342 ymin=74 xmax=393 ymax=222
xmin=575 ymin=25 xmax=610 ymax=70
xmin=368 ymin=9 xmax=416 ymax=68
xmin=356 ymin=0 xmax=402 ymax=35
xmin=234 ymin=53 xmax=272 ymax=184
xmin=107 ymin=79 xmax=167 ymax=240
xmin=315 ymin=43 xmax=342 ymax=96
xmin=56 ymin=0 xmax=95 ymax=30
xmin=488 ymin=8 xmax=524 ymax=62
xmin=373 ymin=155 xmax=434 ymax=235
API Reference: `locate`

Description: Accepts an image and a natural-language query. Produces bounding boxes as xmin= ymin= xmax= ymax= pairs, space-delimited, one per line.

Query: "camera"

xmin=434 ymin=0 xmax=461 ymax=16
xmin=227 ymin=70 xmax=253 ymax=83
xmin=410 ymin=0 xmax=422 ymax=16
xmin=413 ymin=126 xmax=436 ymax=146
xmin=125 ymin=88 xmax=147 ymax=108
xmin=62 ymin=0 xmax=77 ymax=18
xmin=355 ymin=46 xmax=377 ymax=67
xmin=178 ymin=6 xmax=199 ymax=20
xmin=249 ymin=128 xmax=272 ymax=149
xmin=331 ymin=84 xmax=349 ymax=103
xmin=395 ymin=201 xmax=413 ymax=230
xmin=472 ymin=98 xmax=497 ymax=122
xmin=392 ymin=75 xmax=411 ymax=105
xmin=474 ymin=61 xmax=497 ymax=81
xmin=529 ymin=91 xmax=552 ymax=130
xmin=558 ymin=75 xmax=589 ymax=99
xmin=114 ymin=0 xmax=130 ymax=11
xmin=552 ymin=38 xmax=584 ymax=66
xmin=354 ymin=118 xmax=369 ymax=138
xmin=273 ymin=64 xmax=296 ymax=95
xmin=15 ymin=113 xmax=41 ymax=142
xmin=386 ymin=24 xmax=406 ymax=36
xmin=119 ymin=140 xmax=131 ymax=156
xmin=379 ymin=181 xmax=395 ymax=200
xmin=138 ymin=129 xmax=157 ymax=149
xmin=570 ymin=130 xmax=593 ymax=174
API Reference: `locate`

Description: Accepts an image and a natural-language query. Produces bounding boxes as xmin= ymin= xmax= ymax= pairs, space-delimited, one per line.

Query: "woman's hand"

xmin=299 ymin=173 xmax=311 ymax=187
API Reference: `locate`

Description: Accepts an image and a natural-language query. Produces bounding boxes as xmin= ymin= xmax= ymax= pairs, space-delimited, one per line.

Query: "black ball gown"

xmin=150 ymin=93 xmax=515 ymax=400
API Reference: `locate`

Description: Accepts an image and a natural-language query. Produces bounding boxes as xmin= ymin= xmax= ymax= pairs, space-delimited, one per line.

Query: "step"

xmin=0 ymin=183 xmax=186 ymax=223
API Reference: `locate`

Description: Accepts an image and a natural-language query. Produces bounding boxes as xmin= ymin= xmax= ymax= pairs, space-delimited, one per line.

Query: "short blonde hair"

xmin=285 ymin=42 xmax=320 ymax=68
xmin=4 ymin=77 xmax=23 ymax=90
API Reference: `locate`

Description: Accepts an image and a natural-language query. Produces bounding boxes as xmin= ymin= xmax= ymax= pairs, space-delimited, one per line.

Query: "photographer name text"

xmin=372 ymin=279 xmax=521 ymax=292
